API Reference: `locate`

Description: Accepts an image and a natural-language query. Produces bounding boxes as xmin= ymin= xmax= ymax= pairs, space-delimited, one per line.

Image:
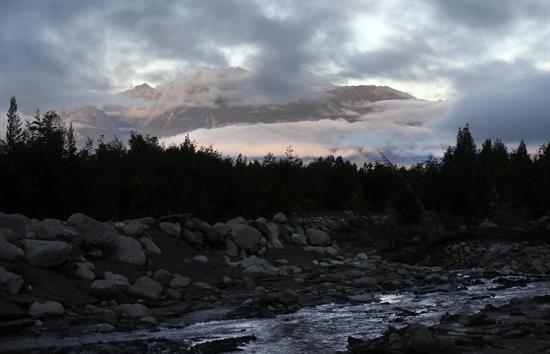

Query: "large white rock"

xmin=232 ymin=224 xmax=262 ymax=251
xmin=22 ymin=240 xmax=72 ymax=269
xmin=115 ymin=235 xmax=146 ymax=266
xmin=67 ymin=213 xmax=119 ymax=249
xmin=0 ymin=235 xmax=24 ymax=261
xmin=116 ymin=303 xmax=151 ymax=318
xmin=0 ymin=267 xmax=23 ymax=294
xmin=306 ymin=228 xmax=331 ymax=246
xmin=29 ymin=301 xmax=64 ymax=318
xmin=127 ymin=276 xmax=162 ymax=300
xmin=140 ymin=236 xmax=161 ymax=255
xmin=158 ymin=222 xmax=181 ymax=238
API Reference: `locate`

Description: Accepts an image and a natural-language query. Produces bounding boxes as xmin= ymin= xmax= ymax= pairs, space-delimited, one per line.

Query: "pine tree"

xmin=65 ymin=122 xmax=77 ymax=157
xmin=5 ymin=96 xmax=24 ymax=150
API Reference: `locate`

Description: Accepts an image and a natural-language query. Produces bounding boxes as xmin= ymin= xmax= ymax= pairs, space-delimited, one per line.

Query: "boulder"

xmin=116 ymin=303 xmax=151 ymax=318
xmin=192 ymin=219 xmax=218 ymax=243
xmin=123 ymin=220 xmax=149 ymax=237
xmin=153 ymin=269 xmax=172 ymax=284
xmin=76 ymin=261 xmax=95 ymax=280
xmin=226 ymin=217 xmax=247 ymax=225
xmin=265 ymin=223 xmax=279 ymax=241
xmin=31 ymin=219 xmax=81 ymax=242
xmin=232 ymin=224 xmax=262 ymax=251
xmin=115 ymin=235 xmax=146 ymax=266
xmin=158 ymin=222 xmax=181 ymax=238
xmin=139 ymin=236 xmax=161 ymax=255
xmin=127 ymin=276 xmax=162 ymax=300
xmin=0 ymin=236 xmax=24 ymax=261
xmin=22 ymin=240 xmax=72 ymax=269
xmin=291 ymin=233 xmax=307 ymax=245
xmin=90 ymin=279 xmax=120 ymax=299
xmin=354 ymin=277 xmax=378 ymax=287
xmin=270 ymin=239 xmax=285 ymax=249
xmin=193 ymin=255 xmax=208 ymax=263
xmin=479 ymin=219 xmax=498 ymax=229
xmin=325 ymin=246 xmax=339 ymax=257
xmin=164 ymin=288 xmax=181 ymax=300
xmin=306 ymin=228 xmax=331 ymax=246
xmin=104 ymin=271 xmax=129 ymax=286
xmin=183 ymin=229 xmax=204 ymax=245
xmin=243 ymin=265 xmax=264 ymax=274
xmin=254 ymin=218 xmax=269 ymax=235
xmin=226 ymin=239 xmax=239 ymax=257
xmin=0 ymin=267 xmax=23 ymax=295
xmin=67 ymin=213 xmax=119 ymax=249
xmin=273 ymin=212 xmax=288 ymax=224
xmin=29 ymin=301 xmax=64 ymax=318
xmin=0 ymin=215 xmax=26 ymax=239
xmin=213 ymin=222 xmax=232 ymax=236
xmin=169 ymin=274 xmax=191 ymax=289
xmin=0 ymin=228 xmax=17 ymax=242
xmin=241 ymin=255 xmax=269 ymax=269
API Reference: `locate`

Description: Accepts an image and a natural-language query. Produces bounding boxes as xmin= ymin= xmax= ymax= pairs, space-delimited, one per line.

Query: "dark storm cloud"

xmin=437 ymin=61 xmax=550 ymax=144
xmin=431 ymin=0 xmax=550 ymax=29
xmin=0 ymin=0 xmax=354 ymax=109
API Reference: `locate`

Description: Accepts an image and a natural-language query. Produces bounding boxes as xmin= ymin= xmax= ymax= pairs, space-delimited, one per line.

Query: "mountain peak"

xmin=121 ymin=82 xmax=158 ymax=100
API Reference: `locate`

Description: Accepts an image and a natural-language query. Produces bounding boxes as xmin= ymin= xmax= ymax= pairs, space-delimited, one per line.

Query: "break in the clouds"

xmin=0 ymin=0 xmax=549 ymax=155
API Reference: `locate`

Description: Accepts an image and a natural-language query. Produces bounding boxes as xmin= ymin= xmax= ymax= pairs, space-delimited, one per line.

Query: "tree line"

xmin=1 ymin=96 xmax=549 ymax=222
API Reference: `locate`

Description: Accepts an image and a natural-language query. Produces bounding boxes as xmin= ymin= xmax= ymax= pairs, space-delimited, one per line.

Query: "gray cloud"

xmin=437 ymin=61 xmax=550 ymax=144
xmin=431 ymin=0 xmax=550 ymax=29
xmin=1 ymin=0 xmax=548 ymax=149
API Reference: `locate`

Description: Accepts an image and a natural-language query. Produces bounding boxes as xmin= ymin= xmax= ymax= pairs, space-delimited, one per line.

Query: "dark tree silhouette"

xmin=0 ymin=104 xmax=548 ymax=222
xmin=5 ymin=96 xmax=24 ymax=151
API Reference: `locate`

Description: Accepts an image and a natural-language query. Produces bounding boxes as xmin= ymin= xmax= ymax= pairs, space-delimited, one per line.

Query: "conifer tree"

xmin=66 ymin=122 xmax=77 ymax=157
xmin=5 ymin=96 xmax=24 ymax=150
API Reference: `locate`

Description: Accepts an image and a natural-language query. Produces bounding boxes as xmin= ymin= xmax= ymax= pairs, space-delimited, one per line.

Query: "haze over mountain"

xmin=54 ymin=67 xmax=423 ymax=151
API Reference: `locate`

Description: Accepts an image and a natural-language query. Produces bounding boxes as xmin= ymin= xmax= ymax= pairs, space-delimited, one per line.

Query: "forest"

xmin=1 ymin=96 xmax=549 ymax=222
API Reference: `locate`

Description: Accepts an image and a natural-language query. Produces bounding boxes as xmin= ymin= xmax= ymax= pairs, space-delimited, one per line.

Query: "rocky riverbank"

xmin=1 ymin=210 xmax=549 ymax=353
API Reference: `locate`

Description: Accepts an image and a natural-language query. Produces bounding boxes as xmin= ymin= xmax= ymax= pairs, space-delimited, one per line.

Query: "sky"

xmin=0 ymin=0 xmax=549 ymax=160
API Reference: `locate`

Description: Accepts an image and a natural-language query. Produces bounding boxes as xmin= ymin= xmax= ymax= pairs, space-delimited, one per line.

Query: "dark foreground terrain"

xmin=1 ymin=210 xmax=550 ymax=353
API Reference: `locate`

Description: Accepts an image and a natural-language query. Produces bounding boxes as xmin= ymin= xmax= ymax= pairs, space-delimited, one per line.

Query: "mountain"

xmin=59 ymin=67 xmax=417 ymax=142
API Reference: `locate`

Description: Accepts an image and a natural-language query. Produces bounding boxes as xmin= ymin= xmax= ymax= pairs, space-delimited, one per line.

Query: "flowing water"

xmin=2 ymin=275 xmax=550 ymax=353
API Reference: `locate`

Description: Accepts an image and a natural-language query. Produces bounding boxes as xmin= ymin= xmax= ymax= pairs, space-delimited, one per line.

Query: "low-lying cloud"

xmin=161 ymin=100 xmax=449 ymax=164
